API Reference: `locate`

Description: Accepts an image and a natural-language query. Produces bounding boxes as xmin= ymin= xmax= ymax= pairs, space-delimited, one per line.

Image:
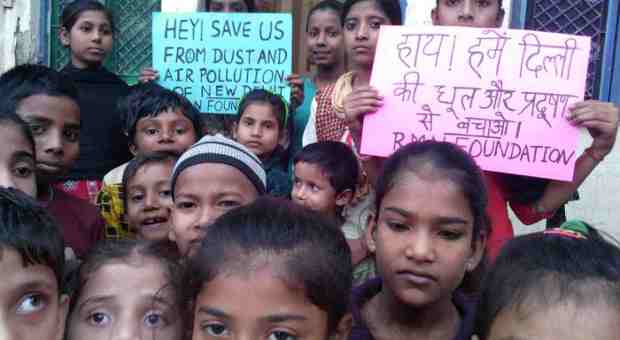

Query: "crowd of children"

xmin=0 ymin=0 xmax=619 ymax=339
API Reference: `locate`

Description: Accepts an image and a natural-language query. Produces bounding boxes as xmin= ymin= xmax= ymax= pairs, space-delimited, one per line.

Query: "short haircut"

xmin=293 ymin=141 xmax=359 ymax=194
xmin=188 ymin=197 xmax=353 ymax=333
xmin=0 ymin=64 xmax=79 ymax=113
xmin=342 ymin=0 xmax=402 ymax=26
xmin=0 ymin=110 xmax=36 ymax=154
xmin=474 ymin=222 xmax=620 ymax=339
xmin=61 ymin=0 xmax=116 ymax=33
xmin=306 ymin=0 xmax=344 ymax=32
xmin=122 ymin=151 xmax=179 ymax=211
xmin=236 ymin=89 xmax=287 ymax=131
xmin=204 ymin=0 xmax=255 ymax=11
xmin=120 ymin=82 xmax=204 ymax=144
xmin=0 ymin=187 xmax=65 ymax=293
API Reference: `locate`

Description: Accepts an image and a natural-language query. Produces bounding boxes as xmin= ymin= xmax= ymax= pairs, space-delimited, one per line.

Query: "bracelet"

xmin=584 ymin=147 xmax=606 ymax=162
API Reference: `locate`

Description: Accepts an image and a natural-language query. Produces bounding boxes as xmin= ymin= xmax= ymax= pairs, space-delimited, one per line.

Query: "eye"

xmin=160 ymin=189 xmax=172 ymax=198
xmin=438 ymin=229 xmax=464 ymax=241
xmin=263 ymin=122 xmax=274 ymax=130
xmin=310 ymin=184 xmax=320 ymax=192
xmin=28 ymin=123 xmax=45 ymax=135
xmin=64 ymin=129 xmax=79 ymax=143
xmin=79 ymin=24 xmax=92 ymax=33
xmin=144 ymin=311 xmax=168 ymax=328
xmin=344 ymin=20 xmax=357 ymax=31
xmin=268 ymin=331 xmax=297 ymax=340
xmin=100 ymin=26 xmax=113 ymax=35
xmin=446 ymin=0 xmax=460 ymax=6
xmin=175 ymin=126 xmax=187 ymax=134
xmin=243 ymin=119 xmax=253 ymax=127
xmin=217 ymin=200 xmax=241 ymax=209
xmin=130 ymin=193 xmax=144 ymax=203
xmin=477 ymin=0 xmax=491 ymax=7
xmin=13 ymin=164 xmax=34 ymax=178
xmin=328 ymin=31 xmax=340 ymax=38
xmin=16 ymin=293 xmax=47 ymax=315
xmin=203 ymin=323 xmax=230 ymax=337
xmin=87 ymin=311 xmax=112 ymax=327
xmin=385 ymin=220 xmax=408 ymax=232
xmin=176 ymin=201 xmax=196 ymax=210
xmin=308 ymin=30 xmax=319 ymax=38
xmin=370 ymin=20 xmax=382 ymax=29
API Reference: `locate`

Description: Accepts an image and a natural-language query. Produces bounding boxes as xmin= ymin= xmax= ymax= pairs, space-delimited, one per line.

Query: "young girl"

xmin=187 ymin=197 xmax=353 ymax=340
xmin=66 ymin=240 xmax=186 ymax=340
xmin=58 ymin=0 xmax=131 ymax=203
xmin=233 ymin=89 xmax=291 ymax=197
xmin=345 ymin=0 xmax=620 ymax=260
xmin=0 ymin=111 xmax=37 ymax=197
xmin=473 ymin=220 xmax=620 ymax=340
xmin=351 ymin=141 xmax=488 ymax=340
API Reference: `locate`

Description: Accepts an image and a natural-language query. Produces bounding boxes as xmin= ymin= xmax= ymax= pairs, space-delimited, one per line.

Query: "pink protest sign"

xmin=361 ymin=25 xmax=591 ymax=181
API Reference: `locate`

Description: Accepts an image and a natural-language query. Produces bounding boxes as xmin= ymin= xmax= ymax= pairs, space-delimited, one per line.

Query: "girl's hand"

xmin=139 ymin=67 xmax=159 ymax=83
xmin=342 ymin=86 xmax=383 ymax=135
xmin=286 ymin=74 xmax=304 ymax=111
xmin=568 ymin=100 xmax=619 ymax=158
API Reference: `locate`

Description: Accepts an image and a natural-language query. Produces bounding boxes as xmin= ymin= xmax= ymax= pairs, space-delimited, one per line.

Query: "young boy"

xmin=169 ymin=134 xmax=266 ymax=256
xmin=98 ymin=83 xmax=203 ymax=239
xmin=122 ymin=151 xmax=177 ymax=241
xmin=0 ymin=64 xmax=104 ymax=258
xmin=0 ymin=187 xmax=68 ymax=340
xmin=233 ymin=89 xmax=291 ymax=197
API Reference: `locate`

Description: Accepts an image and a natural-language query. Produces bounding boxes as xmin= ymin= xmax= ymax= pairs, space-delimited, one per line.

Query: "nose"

xmin=0 ymin=314 xmax=15 ymax=340
xmin=44 ymin=129 xmax=64 ymax=158
xmin=355 ymin=22 xmax=369 ymax=40
xmin=111 ymin=317 xmax=140 ymax=340
xmin=143 ymin=192 xmax=160 ymax=210
xmin=92 ymin=29 xmax=103 ymax=42
xmin=159 ymin=127 xmax=174 ymax=143
xmin=405 ymin=229 xmax=436 ymax=263
xmin=195 ymin=206 xmax=217 ymax=232
xmin=459 ymin=0 xmax=475 ymax=21
xmin=317 ymin=32 xmax=327 ymax=46
xmin=251 ymin=124 xmax=262 ymax=137
xmin=0 ymin=168 xmax=17 ymax=190
xmin=292 ymin=184 xmax=306 ymax=201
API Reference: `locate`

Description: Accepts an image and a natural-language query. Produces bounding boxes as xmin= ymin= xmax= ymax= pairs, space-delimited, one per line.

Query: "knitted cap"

xmin=171 ymin=135 xmax=266 ymax=197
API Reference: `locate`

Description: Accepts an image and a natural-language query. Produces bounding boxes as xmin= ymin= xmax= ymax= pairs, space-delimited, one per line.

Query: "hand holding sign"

xmin=361 ymin=25 xmax=592 ymax=181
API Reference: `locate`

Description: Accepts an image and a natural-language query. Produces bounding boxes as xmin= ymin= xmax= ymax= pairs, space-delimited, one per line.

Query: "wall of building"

xmin=0 ymin=0 xmax=41 ymax=73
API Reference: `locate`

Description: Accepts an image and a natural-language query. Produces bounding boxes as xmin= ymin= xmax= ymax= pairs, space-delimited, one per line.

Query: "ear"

xmin=364 ymin=212 xmax=378 ymax=254
xmin=59 ymin=27 xmax=71 ymax=47
xmin=231 ymin=122 xmax=239 ymax=139
xmin=431 ymin=8 xmax=440 ymax=25
xmin=330 ymin=313 xmax=353 ymax=340
xmin=129 ymin=142 xmax=138 ymax=156
xmin=278 ymin=127 xmax=290 ymax=149
xmin=495 ymin=8 xmax=506 ymax=28
xmin=466 ymin=232 xmax=487 ymax=272
xmin=335 ymin=189 xmax=354 ymax=207
xmin=56 ymin=294 xmax=70 ymax=340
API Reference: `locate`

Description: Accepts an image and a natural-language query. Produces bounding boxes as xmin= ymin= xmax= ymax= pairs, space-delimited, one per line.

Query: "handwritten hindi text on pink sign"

xmin=361 ymin=26 xmax=591 ymax=181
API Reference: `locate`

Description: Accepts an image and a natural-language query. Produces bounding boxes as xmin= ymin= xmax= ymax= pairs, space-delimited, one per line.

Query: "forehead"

xmin=241 ymin=102 xmax=277 ymax=120
xmin=0 ymin=124 xmax=33 ymax=152
xmin=0 ymin=246 xmax=58 ymax=294
xmin=210 ymin=0 xmax=248 ymax=8
xmin=16 ymin=94 xmax=80 ymax=125
xmin=128 ymin=161 xmax=174 ymax=186
xmin=346 ymin=0 xmax=389 ymax=20
xmin=73 ymin=10 xmax=111 ymax=25
xmin=137 ymin=109 xmax=192 ymax=124
xmin=308 ymin=9 xmax=342 ymax=27
xmin=175 ymin=162 xmax=258 ymax=198
xmin=294 ymin=161 xmax=330 ymax=181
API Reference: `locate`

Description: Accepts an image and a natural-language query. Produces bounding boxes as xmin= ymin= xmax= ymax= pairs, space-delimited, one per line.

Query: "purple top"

xmin=348 ymin=277 xmax=476 ymax=340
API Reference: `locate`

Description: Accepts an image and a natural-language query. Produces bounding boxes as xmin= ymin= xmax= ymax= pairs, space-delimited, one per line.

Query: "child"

xmin=233 ymin=89 xmax=291 ymax=197
xmin=97 ymin=83 xmax=203 ymax=239
xmin=473 ymin=220 xmax=620 ymax=340
xmin=344 ymin=0 xmax=620 ymax=260
xmin=123 ymin=152 xmax=178 ymax=241
xmin=203 ymin=0 xmax=255 ymax=11
xmin=0 ymin=187 xmax=68 ymax=340
xmin=58 ymin=0 xmax=132 ymax=203
xmin=0 ymin=111 xmax=37 ymax=197
xmin=66 ymin=240 xmax=186 ymax=340
xmin=170 ymin=134 xmax=266 ymax=256
xmin=0 ymin=64 xmax=105 ymax=258
xmin=188 ymin=197 xmax=353 ymax=340
xmin=350 ymin=141 xmax=488 ymax=340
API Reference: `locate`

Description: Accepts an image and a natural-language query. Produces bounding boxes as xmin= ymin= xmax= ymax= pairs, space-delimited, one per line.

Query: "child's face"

xmin=307 ymin=9 xmax=344 ymax=67
xmin=432 ymin=0 xmax=503 ymax=28
xmin=484 ymin=301 xmax=620 ymax=340
xmin=367 ymin=169 xmax=484 ymax=308
xmin=16 ymin=95 xmax=80 ymax=184
xmin=343 ymin=0 xmax=391 ymax=69
xmin=233 ymin=103 xmax=281 ymax=160
xmin=208 ymin=0 xmax=249 ymax=12
xmin=0 ymin=246 xmax=68 ymax=340
xmin=193 ymin=265 xmax=335 ymax=340
xmin=131 ymin=109 xmax=197 ymax=156
xmin=60 ymin=10 xmax=114 ymax=69
xmin=0 ymin=124 xmax=37 ymax=197
xmin=171 ymin=163 xmax=258 ymax=257
xmin=292 ymin=161 xmax=342 ymax=218
xmin=67 ymin=257 xmax=184 ymax=340
xmin=126 ymin=160 xmax=175 ymax=242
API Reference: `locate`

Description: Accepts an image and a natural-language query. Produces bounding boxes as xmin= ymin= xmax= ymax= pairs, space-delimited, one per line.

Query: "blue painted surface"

xmin=600 ymin=0 xmax=619 ymax=104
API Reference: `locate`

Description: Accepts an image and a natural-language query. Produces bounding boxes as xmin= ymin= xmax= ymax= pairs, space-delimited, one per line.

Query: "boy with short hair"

xmin=0 ymin=187 xmax=68 ymax=340
xmin=0 ymin=64 xmax=104 ymax=258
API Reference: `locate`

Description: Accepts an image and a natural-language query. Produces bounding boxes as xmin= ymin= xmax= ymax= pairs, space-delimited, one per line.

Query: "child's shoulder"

xmin=103 ymin=161 xmax=130 ymax=185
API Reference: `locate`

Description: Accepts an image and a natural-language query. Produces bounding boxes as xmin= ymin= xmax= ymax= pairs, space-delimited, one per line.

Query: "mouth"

xmin=87 ymin=48 xmax=105 ymax=55
xmin=37 ymin=162 xmax=64 ymax=173
xmin=245 ymin=141 xmax=262 ymax=148
xmin=140 ymin=216 xmax=169 ymax=230
xmin=396 ymin=270 xmax=436 ymax=285
xmin=352 ymin=46 xmax=372 ymax=55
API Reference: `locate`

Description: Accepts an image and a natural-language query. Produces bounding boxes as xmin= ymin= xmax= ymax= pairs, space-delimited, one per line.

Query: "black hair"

xmin=68 ymin=240 xmax=187 ymax=328
xmin=375 ymin=140 xmax=489 ymax=241
xmin=474 ymin=223 xmax=620 ymax=340
xmin=0 ymin=111 xmax=36 ymax=155
xmin=204 ymin=0 xmax=255 ymax=11
xmin=294 ymin=141 xmax=359 ymax=195
xmin=188 ymin=197 xmax=353 ymax=333
xmin=436 ymin=0 xmax=504 ymax=10
xmin=0 ymin=187 xmax=65 ymax=293
xmin=342 ymin=0 xmax=402 ymax=26
xmin=237 ymin=89 xmax=287 ymax=131
xmin=121 ymin=82 xmax=204 ymax=144
xmin=122 ymin=151 xmax=179 ymax=211
xmin=306 ymin=0 xmax=344 ymax=32
xmin=61 ymin=0 xmax=115 ymax=33
xmin=0 ymin=64 xmax=79 ymax=113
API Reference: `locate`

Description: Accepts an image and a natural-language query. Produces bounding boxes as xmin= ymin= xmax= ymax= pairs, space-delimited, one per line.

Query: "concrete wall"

xmin=0 ymin=0 xmax=41 ymax=73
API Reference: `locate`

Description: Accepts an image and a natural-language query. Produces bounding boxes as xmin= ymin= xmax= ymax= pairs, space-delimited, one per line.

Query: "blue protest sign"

xmin=152 ymin=12 xmax=292 ymax=114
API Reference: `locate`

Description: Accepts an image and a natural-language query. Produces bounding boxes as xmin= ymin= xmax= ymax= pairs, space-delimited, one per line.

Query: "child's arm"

xmin=139 ymin=67 xmax=159 ymax=83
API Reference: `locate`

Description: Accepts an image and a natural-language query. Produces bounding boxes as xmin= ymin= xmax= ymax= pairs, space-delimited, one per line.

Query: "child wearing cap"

xmin=169 ymin=134 xmax=266 ymax=256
